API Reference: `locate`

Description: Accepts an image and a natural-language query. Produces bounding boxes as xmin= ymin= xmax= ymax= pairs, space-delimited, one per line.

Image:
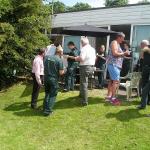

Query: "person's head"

xmin=140 ymin=40 xmax=149 ymax=49
xmin=81 ymin=37 xmax=89 ymax=47
xmin=38 ymin=48 xmax=45 ymax=57
xmin=55 ymin=45 xmax=63 ymax=56
xmin=122 ymin=41 xmax=130 ymax=50
xmin=54 ymin=41 xmax=60 ymax=47
xmin=68 ymin=41 xmax=75 ymax=50
xmin=99 ymin=45 xmax=105 ymax=53
xmin=115 ymin=32 xmax=125 ymax=44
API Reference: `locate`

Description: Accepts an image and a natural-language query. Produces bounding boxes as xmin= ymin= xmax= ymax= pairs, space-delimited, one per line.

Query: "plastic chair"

xmin=118 ymin=72 xmax=141 ymax=100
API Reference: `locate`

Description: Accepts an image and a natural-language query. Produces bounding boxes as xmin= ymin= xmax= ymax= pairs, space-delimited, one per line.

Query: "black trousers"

xmin=97 ymin=65 xmax=105 ymax=87
xmin=141 ymin=66 xmax=150 ymax=107
xmin=31 ymin=73 xmax=43 ymax=107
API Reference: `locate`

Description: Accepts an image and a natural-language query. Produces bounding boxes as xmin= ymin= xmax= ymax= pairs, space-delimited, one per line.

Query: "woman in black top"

xmin=95 ymin=45 xmax=106 ymax=89
xmin=121 ymin=41 xmax=132 ymax=77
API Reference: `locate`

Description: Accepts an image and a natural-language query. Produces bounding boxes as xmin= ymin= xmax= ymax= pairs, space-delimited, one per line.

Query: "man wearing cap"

xmin=31 ymin=48 xmax=45 ymax=109
xmin=75 ymin=37 xmax=96 ymax=106
xmin=43 ymin=45 xmax=64 ymax=116
xmin=137 ymin=40 xmax=150 ymax=109
xmin=106 ymin=33 xmax=130 ymax=105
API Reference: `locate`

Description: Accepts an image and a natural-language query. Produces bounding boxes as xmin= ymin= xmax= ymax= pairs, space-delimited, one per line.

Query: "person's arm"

xmin=67 ymin=56 xmax=76 ymax=60
xmin=111 ymin=41 xmax=129 ymax=57
xmin=97 ymin=54 xmax=106 ymax=60
xmin=67 ymin=50 xmax=80 ymax=60
xmin=75 ymin=48 xmax=86 ymax=62
xmin=34 ymin=60 xmax=42 ymax=85
xmin=124 ymin=56 xmax=132 ymax=60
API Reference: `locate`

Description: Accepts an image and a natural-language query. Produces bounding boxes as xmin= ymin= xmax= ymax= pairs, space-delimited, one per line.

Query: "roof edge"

xmin=54 ymin=3 xmax=150 ymax=15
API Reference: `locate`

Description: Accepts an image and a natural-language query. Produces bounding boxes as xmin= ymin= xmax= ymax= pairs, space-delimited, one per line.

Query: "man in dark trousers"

xmin=43 ymin=45 xmax=64 ymax=116
xmin=95 ymin=45 xmax=106 ymax=89
xmin=64 ymin=41 xmax=80 ymax=92
xmin=31 ymin=48 xmax=45 ymax=109
xmin=137 ymin=40 xmax=150 ymax=109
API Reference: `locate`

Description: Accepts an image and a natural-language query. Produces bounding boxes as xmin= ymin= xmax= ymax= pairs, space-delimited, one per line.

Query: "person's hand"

xmin=63 ymin=55 xmax=69 ymax=59
xmin=124 ymin=50 xmax=130 ymax=56
xmin=38 ymin=83 xmax=43 ymax=87
xmin=75 ymin=56 xmax=80 ymax=61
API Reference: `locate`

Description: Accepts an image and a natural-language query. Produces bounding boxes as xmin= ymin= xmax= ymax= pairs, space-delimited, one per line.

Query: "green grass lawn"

xmin=0 ymin=82 xmax=150 ymax=150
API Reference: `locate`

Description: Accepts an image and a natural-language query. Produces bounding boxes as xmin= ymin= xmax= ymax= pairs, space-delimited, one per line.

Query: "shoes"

xmin=99 ymin=85 xmax=104 ymax=89
xmin=110 ymin=98 xmax=121 ymax=106
xmin=63 ymin=89 xmax=69 ymax=92
xmin=81 ymin=101 xmax=88 ymax=106
xmin=31 ymin=104 xmax=37 ymax=109
xmin=147 ymin=101 xmax=150 ymax=105
xmin=44 ymin=111 xmax=53 ymax=117
xmin=137 ymin=105 xmax=146 ymax=110
xmin=105 ymin=96 xmax=111 ymax=102
xmin=96 ymin=85 xmax=104 ymax=89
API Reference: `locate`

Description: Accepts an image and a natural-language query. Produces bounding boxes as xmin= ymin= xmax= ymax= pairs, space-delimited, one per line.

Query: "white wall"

xmin=52 ymin=4 xmax=150 ymax=28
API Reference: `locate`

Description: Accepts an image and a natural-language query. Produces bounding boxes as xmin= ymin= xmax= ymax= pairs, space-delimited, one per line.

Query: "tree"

xmin=46 ymin=1 xmax=65 ymax=14
xmin=46 ymin=1 xmax=91 ymax=14
xmin=67 ymin=2 xmax=91 ymax=12
xmin=105 ymin=0 xmax=128 ymax=7
xmin=138 ymin=0 xmax=150 ymax=4
xmin=0 ymin=0 xmax=50 ymax=88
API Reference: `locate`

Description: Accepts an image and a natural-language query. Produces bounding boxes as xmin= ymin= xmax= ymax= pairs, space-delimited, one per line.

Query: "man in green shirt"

xmin=64 ymin=41 xmax=80 ymax=92
xmin=43 ymin=45 xmax=64 ymax=116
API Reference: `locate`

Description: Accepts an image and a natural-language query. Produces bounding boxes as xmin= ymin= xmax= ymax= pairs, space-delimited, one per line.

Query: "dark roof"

xmin=52 ymin=25 xmax=118 ymax=37
xmin=54 ymin=3 xmax=150 ymax=15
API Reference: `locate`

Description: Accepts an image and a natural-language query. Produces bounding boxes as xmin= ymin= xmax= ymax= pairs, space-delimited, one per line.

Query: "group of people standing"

xmin=31 ymin=37 xmax=96 ymax=116
xmin=31 ymin=32 xmax=150 ymax=117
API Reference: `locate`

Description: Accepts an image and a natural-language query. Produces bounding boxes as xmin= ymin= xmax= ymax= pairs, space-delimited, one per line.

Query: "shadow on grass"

xmin=4 ymin=96 xmax=104 ymax=117
xmin=55 ymin=96 xmax=104 ymax=110
xmin=13 ymin=109 xmax=44 ymax=117
xmin=4 ymin=92 xmax=141 ymax=117
xmin=105 ymin=108 xmax=146 ymax=122
xmin=4 ymin=102 xmax=31 ymax=111
xmin=4 ymin=99 xmax=44 ymax=117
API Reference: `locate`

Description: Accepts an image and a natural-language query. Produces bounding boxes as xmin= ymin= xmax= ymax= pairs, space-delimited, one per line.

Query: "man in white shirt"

xmin=45 ymin=41 xmax=60 ymax=56
xmin=31 ymin=48 xmax=45 ymax=109
xmin=75 ymin=37 xmax=96 ymax=106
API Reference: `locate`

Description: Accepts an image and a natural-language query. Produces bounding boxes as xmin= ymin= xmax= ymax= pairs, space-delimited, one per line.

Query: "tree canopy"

xmin=67 ymin=2 xmax=91 ymax=12
xmin=138 ymin=0 xmax=150 ymax=4
xmin=0 ymin=0 xmax=50 ymax=88
xmin=105 ymin=0 xmax=128 ymax=7
xmin=45 ymin=1 xmax=92 ymax=14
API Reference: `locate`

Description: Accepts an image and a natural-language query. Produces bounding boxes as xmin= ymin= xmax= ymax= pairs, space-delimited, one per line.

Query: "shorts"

xmin=107 ymin=64 xmax=121 ymax=81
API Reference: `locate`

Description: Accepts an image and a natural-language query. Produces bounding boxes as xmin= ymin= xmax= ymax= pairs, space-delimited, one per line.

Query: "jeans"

xmin=64 ymin=67 xmax=76 ymax=90
xmin=43 ymin=77 xmax=58 ymax=114
xmin=98 ymin=65 xmax=105 ymax=87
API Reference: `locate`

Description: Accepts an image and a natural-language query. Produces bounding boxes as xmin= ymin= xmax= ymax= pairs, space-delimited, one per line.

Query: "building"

xmin=52 ymin=3 xmax=150 ymax=64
